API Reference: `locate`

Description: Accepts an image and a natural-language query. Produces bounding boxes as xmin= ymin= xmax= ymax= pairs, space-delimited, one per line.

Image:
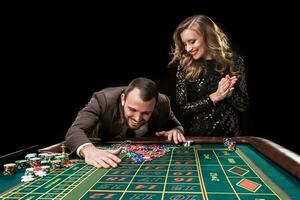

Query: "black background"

xmin=2 ymin=1 xmax=299 ymax=155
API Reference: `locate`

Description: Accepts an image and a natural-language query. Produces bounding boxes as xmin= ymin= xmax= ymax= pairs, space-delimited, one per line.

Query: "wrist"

xmin=80 ymin=144 xmax=94 ymax=158
xmin=209 ymin=93 xmax=218 ymax=104
xmin=173 ymin=128 xmax=183 ymax=135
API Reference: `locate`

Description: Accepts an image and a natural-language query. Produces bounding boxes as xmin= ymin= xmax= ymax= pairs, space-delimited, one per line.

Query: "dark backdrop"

xmin=2 ymin=1 xmax=299 ymax=155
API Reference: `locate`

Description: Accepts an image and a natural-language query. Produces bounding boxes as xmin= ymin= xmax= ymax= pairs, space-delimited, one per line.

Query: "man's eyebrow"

xmin=128 ymin=106 xmax=152 ymax=114
xmin=128 ymin=106 xmax=136 ymax=110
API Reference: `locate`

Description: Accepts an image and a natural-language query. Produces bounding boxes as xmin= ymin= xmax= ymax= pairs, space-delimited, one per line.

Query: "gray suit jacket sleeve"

xmin=65 ymin=92 xmax=105 ymax=153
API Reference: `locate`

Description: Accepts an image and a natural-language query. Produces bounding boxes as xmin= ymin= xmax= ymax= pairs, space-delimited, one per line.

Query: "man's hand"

xmin=80 ymin=144 xmax=122 ymax=168
xmin=155 ymin=129 xmax=186 ymax=144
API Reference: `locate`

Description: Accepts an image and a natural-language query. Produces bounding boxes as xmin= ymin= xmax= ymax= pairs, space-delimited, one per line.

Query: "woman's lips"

xmin=190 ymin=50 xmax=198 ymax=56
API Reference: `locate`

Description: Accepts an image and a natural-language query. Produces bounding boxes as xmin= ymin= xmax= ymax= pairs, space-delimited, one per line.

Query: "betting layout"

xmin=1 ymin=139 xmax=290 ymax=199
xmin=79 ymin=143 xmax=286 ymax=200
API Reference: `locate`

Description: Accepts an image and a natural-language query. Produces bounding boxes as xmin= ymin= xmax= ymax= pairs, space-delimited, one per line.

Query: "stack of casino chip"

xmin=21 ymin=166 xmax=48 ymax=182
xmin=21 ymin=175 xmax=35 ymax=182
xmin=3 ymin=163 xmax=17 ymax=175
xmin=29 ymin=157 xmax=42 ymax=168
xmin=2 ymin=150 xmax=77 ymax=183
xmin=25 ymin=153 xmax=37 ymax=160
xmin=19 ymin=154 xmax=46 ymax=182
xmin=38 ymin=152 xmax=53 ymax=162
xmin=15 ymin=159 xmax=29 ymax=169
xmin=33 ymin=166 xmax=47 ymax=177
xmin=224 ymin=138 xmax=236 ymax=151
xmin=50 ymin=159 xmax=62 ymax=169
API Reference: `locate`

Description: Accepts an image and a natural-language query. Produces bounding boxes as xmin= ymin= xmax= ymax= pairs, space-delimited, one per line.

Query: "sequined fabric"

xmin=176 ymin=55 xmax=249 ymax=136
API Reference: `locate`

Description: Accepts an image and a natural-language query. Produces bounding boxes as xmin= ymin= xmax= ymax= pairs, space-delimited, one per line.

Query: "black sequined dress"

xmin=176 ymin=55 xmax=249 ymax=136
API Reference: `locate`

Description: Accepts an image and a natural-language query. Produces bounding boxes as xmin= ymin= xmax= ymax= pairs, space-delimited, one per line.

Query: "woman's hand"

xmin=209 ymin=75 xmax=237 ymax=104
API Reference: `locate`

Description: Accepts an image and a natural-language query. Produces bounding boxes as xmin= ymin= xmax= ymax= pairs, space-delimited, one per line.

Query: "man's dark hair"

xmin=124 ymin=77 xmax=158 ymax=102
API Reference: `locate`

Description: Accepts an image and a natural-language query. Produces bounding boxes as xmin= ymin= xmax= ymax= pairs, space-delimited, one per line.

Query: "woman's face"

xmin=180 ymin=29 xmax=207 ymax=60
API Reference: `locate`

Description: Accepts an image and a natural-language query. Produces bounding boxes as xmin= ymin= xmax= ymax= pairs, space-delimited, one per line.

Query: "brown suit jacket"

xmin=65 ymin=86 xmax=183 ymax=153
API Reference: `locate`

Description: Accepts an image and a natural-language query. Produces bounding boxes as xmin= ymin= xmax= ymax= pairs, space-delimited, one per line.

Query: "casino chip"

xmin=183 ymin=140 xmax=193 ymax=147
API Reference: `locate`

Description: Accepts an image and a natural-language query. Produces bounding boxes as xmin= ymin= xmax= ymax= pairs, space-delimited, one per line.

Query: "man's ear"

xmin=121 ymin=93 xmax=125 ymax=106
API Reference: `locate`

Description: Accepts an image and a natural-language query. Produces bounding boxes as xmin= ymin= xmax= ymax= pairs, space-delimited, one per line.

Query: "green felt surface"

xmin=1 ymin=144 xmax=299 ymax=200
xmin=0 ymin=169 xmax=25 ymax=194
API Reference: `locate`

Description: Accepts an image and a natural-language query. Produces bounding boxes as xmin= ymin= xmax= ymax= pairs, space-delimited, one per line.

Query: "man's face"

xmin=121 ymin=88 xmax=156 ymax=129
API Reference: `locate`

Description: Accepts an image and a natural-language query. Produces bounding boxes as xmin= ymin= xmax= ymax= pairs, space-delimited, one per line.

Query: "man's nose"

xmin=133 ymin=113 xmax=143 ymax=122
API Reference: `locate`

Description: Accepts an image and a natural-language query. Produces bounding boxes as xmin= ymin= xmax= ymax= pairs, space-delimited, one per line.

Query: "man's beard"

xmin=126 ymin=117 xmax=145 ymax=130
xmin=122 ymin=108 xmax=141 ymax=130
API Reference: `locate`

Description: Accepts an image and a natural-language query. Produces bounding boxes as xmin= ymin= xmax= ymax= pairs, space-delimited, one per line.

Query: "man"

xmin=66 ymin=77 xmax=185 ymax=168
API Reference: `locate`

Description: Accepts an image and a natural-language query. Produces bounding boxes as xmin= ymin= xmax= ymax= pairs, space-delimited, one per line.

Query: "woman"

xmin=170 ymin=15 xmax=249 ymax=136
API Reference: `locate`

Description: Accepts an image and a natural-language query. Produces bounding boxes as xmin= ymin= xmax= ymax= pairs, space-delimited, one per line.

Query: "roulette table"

xmin=1 ymin=136 xmax=299 ymax=199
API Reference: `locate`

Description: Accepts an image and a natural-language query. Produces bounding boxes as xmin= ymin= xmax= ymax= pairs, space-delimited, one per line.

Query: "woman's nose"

xmin=186 ymin=44 xmax=192 ymax=52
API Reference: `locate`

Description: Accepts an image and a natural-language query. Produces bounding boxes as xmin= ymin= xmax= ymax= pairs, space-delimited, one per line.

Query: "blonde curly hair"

xmin=170 ymin=15 xmax=236 ymax=81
